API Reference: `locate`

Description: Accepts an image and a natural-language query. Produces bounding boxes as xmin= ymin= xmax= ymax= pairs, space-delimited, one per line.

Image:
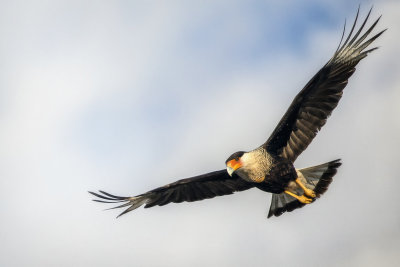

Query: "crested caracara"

xmin=89 ymin=8 xmax=385 ymax=218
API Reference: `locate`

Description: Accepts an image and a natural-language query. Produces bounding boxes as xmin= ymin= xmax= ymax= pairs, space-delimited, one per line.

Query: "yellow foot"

xmin=295 ymin=178 xmax=316 ymax=198
xmin=303 ymin=188 xmax=316 ymax=198
xmin=297 ymin=195 xmax=313 ymax=204
xmin=284 ymin=190 xmax=313 ymax=204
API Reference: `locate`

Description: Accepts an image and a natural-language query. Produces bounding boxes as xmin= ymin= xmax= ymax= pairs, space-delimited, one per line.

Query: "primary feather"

xmin=89 ymin=8 xmax=384 ymax=218
xmin=264 ymin=7 xmax=386 ymax=162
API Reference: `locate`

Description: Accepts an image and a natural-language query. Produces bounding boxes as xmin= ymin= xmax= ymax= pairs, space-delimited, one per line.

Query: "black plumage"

xmin=264 ymin=8 xmax=385 ymax=162
xmin=89 ymin=8 xmax=384 ymax=218
xmin=90 ymin=171 xmax=253 ymax=217
xmin=267 ymin=159 xmax=342 ymax=218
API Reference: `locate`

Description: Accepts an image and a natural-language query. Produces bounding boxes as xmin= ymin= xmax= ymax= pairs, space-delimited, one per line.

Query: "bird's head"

xmin=225 ymin=151 xmax=246 ymax=176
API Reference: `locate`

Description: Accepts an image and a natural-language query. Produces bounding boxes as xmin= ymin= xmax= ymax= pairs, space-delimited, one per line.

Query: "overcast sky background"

xmin=1 ymin=0 xmax=399 ymax=266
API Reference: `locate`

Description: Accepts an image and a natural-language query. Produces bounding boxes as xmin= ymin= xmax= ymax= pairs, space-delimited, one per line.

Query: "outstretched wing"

xmin=89 ymin=170 xmax=254 ymax=217
xmin=263 ymin=8 xmax=385 ymax=162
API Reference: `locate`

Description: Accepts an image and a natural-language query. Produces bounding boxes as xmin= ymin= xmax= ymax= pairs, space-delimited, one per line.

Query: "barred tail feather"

xmin=267 ymin=159 xmax=342 ymax=218
xmin=299 ymin=159 xmax=342 ymax=197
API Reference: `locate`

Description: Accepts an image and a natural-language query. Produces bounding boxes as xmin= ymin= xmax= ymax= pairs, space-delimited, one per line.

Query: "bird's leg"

xmin=284 ymin=190 xmax=313 ymax=204
xmin=295 ymin=178 xmax=316 ymax=198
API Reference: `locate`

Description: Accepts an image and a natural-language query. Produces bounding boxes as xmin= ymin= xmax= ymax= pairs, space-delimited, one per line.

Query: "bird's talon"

xmin=295 ymin=178 xmax=316 ymax=198
xmin=304 ymin=189 xmax=316 ymax=198
xmin=298 ymin=195 xmax=313 ymax=204
xmin=284 ymin=190 xmax=313 ymax=204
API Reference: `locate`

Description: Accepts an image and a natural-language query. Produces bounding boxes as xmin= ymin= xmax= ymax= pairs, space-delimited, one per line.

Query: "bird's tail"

xmin=267 ymin=159 xmax=342 ymax=218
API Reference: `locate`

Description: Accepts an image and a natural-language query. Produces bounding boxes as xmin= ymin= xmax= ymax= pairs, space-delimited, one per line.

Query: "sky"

xmin=1 ymin=0 xmax=399 ymax=266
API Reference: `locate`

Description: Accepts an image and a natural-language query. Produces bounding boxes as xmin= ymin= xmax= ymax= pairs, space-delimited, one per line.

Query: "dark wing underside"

xmin=263 ymin=8 xmax=385 ymax=162
xmin=89 ymin=170 xmax=254 ymax=217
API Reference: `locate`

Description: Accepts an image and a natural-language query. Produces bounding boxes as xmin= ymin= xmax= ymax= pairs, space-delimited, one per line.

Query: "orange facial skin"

xmin=226 ymin=159 xmax=242 ymax=171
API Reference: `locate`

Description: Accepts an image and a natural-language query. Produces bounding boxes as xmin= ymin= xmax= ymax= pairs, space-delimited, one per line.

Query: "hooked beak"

xmin=227 ymin=166 xmax=234 ymax=176
xmin=226 ymin=159 xmax=242 ymax=176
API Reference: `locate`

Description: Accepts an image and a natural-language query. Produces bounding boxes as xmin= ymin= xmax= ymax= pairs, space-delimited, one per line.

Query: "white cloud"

xmin=0 ymin=1 xmax=399 ymax=266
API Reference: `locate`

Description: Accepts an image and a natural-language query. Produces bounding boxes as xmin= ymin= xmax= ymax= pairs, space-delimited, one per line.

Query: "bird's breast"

xmin=239 ymin=149 xmax=274 ymax=183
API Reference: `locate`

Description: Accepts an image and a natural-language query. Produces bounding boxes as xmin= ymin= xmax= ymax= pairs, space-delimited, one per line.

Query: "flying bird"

xmin=89 ymin=9 xmax=385 ymax=218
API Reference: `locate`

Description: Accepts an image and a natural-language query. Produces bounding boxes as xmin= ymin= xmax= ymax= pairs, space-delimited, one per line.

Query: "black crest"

xmin=225 ymin=151 xmax=246 ymax=164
